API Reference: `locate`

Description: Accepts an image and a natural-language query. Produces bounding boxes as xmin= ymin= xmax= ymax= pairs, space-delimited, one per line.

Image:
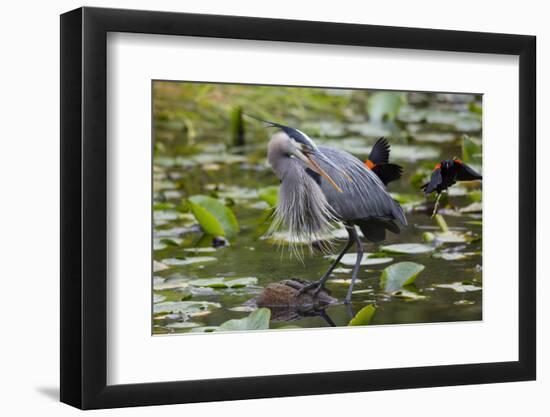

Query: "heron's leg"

xmin=296 ymin=226 xmax=355 ymax=296
xmin=344 ymin=227 xmax=364 ymax=304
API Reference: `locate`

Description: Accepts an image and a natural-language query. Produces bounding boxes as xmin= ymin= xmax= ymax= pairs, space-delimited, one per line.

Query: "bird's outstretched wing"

xmin=314 ymin=146 xmax=407 ymax=227
xmin=454 ymin=159 xmax=482 ymax=181
xmin=368 ymin=137 xmax=391 ymax=165
xmin=371 ymin=164 xmax=403 ymax=186
xmin=422 ymin=165 xmax=443 ymax=194
xmin=365 ymin=138 xmax=403 ymax=185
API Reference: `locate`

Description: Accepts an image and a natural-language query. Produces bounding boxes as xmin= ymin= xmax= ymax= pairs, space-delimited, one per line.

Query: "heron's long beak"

xmin=293 ymin=149 xmax=343 ymax=193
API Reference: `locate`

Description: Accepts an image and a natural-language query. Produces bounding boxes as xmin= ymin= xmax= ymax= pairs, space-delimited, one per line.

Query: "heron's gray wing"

xmin=314 ymin=146 xmax=407 ymax=226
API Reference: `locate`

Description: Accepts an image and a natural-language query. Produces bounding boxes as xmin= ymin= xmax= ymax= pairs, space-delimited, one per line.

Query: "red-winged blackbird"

xmin=364 ymin=137 xmax=403 ymax=185
xmin=422 ymin=158 xmax=482 ymax=195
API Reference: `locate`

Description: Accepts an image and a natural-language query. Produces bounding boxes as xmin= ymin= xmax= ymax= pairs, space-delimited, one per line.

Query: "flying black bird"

xmin=247 ymin=115 xmax=407 ymax=302
xmin=422 ymin=158 xmax=482 ymax=195
xmin=422 ymin=158 xmax=482 ymax=216
xmin=364 ymin=137 xmax=403 ymax=185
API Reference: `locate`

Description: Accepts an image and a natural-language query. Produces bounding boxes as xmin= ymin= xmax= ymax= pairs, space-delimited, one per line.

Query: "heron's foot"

xmin=295 ymin=280 xmax=325 ymax=297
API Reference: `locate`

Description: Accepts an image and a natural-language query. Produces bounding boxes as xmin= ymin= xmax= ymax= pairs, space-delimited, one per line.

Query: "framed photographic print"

xmin=60 ymin=6 xmax=536 ymax=410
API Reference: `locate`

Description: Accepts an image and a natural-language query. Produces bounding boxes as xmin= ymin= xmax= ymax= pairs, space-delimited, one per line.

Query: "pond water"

xmin=152 ymin=87 xmax=482 ymax=334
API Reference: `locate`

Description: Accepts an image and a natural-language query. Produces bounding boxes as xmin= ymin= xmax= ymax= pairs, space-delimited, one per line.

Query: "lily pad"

xmin=392 ymin=288 xmax=427 ymax=300
xmin=414 ymin=132 xmax=456 ymax=144
xmin=380 ymin=262 xmax=425 ymax=292
xmin=216 ymin=308 xmax=271 ymax=332
xmin=188 ymin=195 xmax=239 ymax=237
xmin=367 ymin=92 xmax=406 ymax=122
xmin=153 ymin=260 xmax=169 ymax=272
xmin=462 ymin=136 xmax=482 ymax=163
xmin=165 ymin=321 xmax=202 ymax=329
xmin=380 ymin=243 xmax=434 ymax=254
xmin=258 ymin=185 xmax=279 ymax=206
xmin=153 ymin=293 xmax=166 ymax=303
xmin=154 ymin=278 xmax=190 ymax=291
xmin=161 ymin=256 xmax=217 ymax=266
xmin=153 ymin=300 xmax=221 ymax=316
xmin=389 ymin=145 xmax=440 ymax=162
xmin=434 ymin=282 xmax=481 ymax=293
xmin=460 ymin=202 xmax=483 ymax=213
xmin=349 ymin=304 xmax=377 ymax=326
xmin=432 ymin=252 xmax=469 ymax=261
xmin=182 ymin=247 xmax=217 ymax=253
xmin=188 ymin=277 xmax=258 ymax=289
xmin=327 ymin=253 xmax=394 ymax=266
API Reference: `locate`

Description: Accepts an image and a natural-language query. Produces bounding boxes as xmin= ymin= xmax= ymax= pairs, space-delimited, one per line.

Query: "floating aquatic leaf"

xmin=454 ymin=300 xmax=476 ymax=305
xmin=460 ymin=202 xmax=483 ymax=213
xmin=161 ymin=256 xmax=217 ymax=266
xmin=414 ymin=132 xmax=456 ymax=144
xmin=434 ymin=282 xmax=481 ymax=293
xmin=154 ymin=278 xmax=190 ymax=291
xmin=352 ymin=289 xmax=374 ymax=295
xmin=390 ymin=193 xmax=424 ymax=206
xmin=392 ymin=288 xmax=427 ymax=300
xmin=217 ymin=186 xmax=258 ymax=202
xmin=327 ymin=253 xmax=394 ymax=266
xmin=349 ymin=304 xmax=377 ymax=326
xmin=332 ymin=267 xmax=352 ymax=274
xmin=165 ymin=321 xmax=202 ymax=329
xmin=425 ymin=111 xmax=459 ymax=125
xmin=389 ymin=145 xmax=440 ymax=162
xmin=462 ymin=136 xmax=482 ymax=163
xmin=368 ymin=92 xmax=406 ymax=122
xmin=188 ymin=195 xmax=239 ymax=237
xmin=190 ymin=326 xmax=219 ymax=333
xmin=153 ymin=300 xmax=221 ymax=316
xmin=183 ymin=247 xmax=217 ymax=253
xmin=380 ymin=262 xmax=425 ymax=292
xmin=188 ymin=277 xmax=258 ymax=289
xmin=347 ymin=122 xmax=392 ymax=137
xmin=153 ymin=293 xmax=166 ymax=303
xmin=229 ymin=306 xmax=257 ymax=313
xmin=447 ymin=186 xmax=468 ymax=197
xmin=380 ymin=243 xmax=434 ymax=254
xmin=329 ymin=278 xmax=363 ymax=285
xmin=216 ymin=308 xmax=271 ymax=332
xmin=153 ymin=239 xmax=168 ymax=251
xmin=455 ymin=117 xmax=481 ymax=132
xmin=432 ymin=252 xmax=475 ymax=261
xmin=153 ymin=260 xmax=169 ymax=272
xmin=258 ymin=185 xmax=279 ymax=206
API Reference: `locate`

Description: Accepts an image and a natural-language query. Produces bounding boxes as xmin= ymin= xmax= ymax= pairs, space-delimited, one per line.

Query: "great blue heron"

xmin=250 ymin=116 xmax=407 ymax=303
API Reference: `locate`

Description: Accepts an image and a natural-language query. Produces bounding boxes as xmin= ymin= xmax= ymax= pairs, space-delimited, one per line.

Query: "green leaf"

xmin=188 ymin=277 xmax=258 ymax=289
xmin=380 ymin=243 xmax=434 ymax=254
xmin=216 ymin=308 xmax=271 ymax=332
xmin=327 ymin=253 xmax=393 ymax=266
xmin=434 ymin=282 xmax=481 ymax=293
xmin=153 ymin=301 xmax=221 ymax=316
xmin=188 ymin=195 xmax=239 ymax=237
xmin=258 ymin=186 xmax=279 ymax=206
xmin=367 ymin=92 xmax=406 ymax=122
xmin=380 ymin=262 xmax=425 ymax=292
xmin=161 ymin=256 xmax=217 ymax=266
xmin=462 ymin=136 xmax=482 ymax=163
xmin=349 ymin=304 xmax=377 ymax=326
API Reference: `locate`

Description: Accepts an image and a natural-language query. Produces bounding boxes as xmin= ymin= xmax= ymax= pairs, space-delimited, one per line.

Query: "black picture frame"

xmin=60 ymin=6 xmax=536 ymax=410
